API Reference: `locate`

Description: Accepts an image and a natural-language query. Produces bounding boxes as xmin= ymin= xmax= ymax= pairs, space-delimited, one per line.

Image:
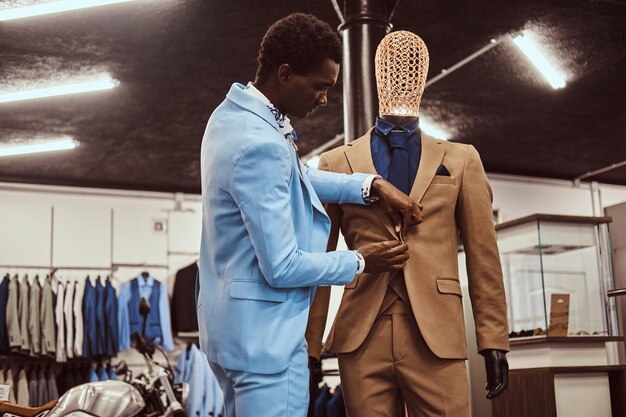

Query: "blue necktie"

xmin=387 ymin=131 xmax=411 ymax=195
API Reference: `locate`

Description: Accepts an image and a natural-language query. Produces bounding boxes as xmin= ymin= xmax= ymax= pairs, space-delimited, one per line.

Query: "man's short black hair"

xmin=255 ymin=13 xmax=342 ymax=84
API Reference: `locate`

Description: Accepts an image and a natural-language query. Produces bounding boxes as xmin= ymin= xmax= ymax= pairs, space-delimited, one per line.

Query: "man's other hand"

xmin=358 ymin=240 xmax=409 ymax=273
xmin=371 ymin=178 xmax=423 ymax=239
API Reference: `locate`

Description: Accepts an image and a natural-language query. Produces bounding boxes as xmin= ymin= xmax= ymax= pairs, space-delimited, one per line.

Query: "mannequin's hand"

xmin=481 ymin=349 xmax=509 ymax=399
xmin=371 ymin=178 xmax=423 ymax=239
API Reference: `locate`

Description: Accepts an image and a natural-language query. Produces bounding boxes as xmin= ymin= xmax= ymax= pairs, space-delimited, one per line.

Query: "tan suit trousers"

xmin=337 ymin=295 xmax=470 ymax=417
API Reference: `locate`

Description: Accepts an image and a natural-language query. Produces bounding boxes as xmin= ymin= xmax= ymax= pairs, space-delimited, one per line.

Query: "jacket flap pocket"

xmin=431 ymin=176 xmax=455 ymax=185
xmin=230 ymin=280 xmax=287 ymax=303
xmin=436 ymin=278 xmax=462 ymax=297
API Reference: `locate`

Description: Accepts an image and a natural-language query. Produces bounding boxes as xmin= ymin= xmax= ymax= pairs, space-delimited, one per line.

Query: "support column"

xmin=331 ymin=0 xmax=399 ymax=142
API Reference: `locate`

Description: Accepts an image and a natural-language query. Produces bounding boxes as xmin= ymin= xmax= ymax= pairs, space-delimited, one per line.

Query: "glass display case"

xmin=496 ymin=214 xmax=620 ymax=340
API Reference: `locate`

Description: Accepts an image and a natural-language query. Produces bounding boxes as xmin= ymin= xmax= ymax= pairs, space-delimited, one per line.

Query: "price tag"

xmin=0 ymin=384 xmax=11 ymax=401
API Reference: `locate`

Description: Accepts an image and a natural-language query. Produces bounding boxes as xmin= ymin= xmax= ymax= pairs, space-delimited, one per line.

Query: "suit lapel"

xmin=344 ymin=128 xmax=377 ymax=175
xmin=343 ymin=129 xmax=398 ymax=238
xmin=409 ymin=134 xmax=445 ymax=203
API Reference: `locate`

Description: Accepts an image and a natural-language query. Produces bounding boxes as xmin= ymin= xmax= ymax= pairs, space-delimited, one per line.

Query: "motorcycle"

xmin=0 ymin=298 xmax=188 ymax=417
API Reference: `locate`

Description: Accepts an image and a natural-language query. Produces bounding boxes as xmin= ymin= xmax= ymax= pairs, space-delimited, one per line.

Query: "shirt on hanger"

xmin=40 ymin=276 xmax=56 ymax=356
xmin=95 ymin=278 xmax=106 ymax=356
xmin=0 ymin=275 xmax=10 ymax=352
xmin=36 ymin=368 xmax=48 ymax=407
xmin=64 ymin=280 xmax=76 ymax=359
xmin=97 ymin=366 xmax=108 ymax=382
xmin=28 ymin=277 xmax=42 ymax=356
xmin=175 ymin=344 xmax=223 ymax=417
xmin=18 ymin=276 xmax=30 ymax=352
xmin=47 ymin=368 xmax=59 ymax=401
xmin=104 ymin=278 xmax=119 ymax=357
xmin=5 ymin=276 xmax=20 ymax=351
xmin=16 ymin=369 xmax=29 ymax=406
xmin=88 ymin=368 xmax=98 ymax=383
xmin=82 ymin=278 xmax=97 ymax=358
xmin=55 ymin=280 xmax=67 ymax=363
xmin=28 ymin=371 xmax=38 ymax=407
xmin=108 ymin=365 xmax=117 ymax=381
xmin=5 ymin=368 xmax=16 ymax=403
xmin=73 ymin=279 xmax=85 ymax=357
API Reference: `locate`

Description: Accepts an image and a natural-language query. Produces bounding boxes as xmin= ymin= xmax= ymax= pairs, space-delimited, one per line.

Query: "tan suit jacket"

xmin=306 ymin=130 xmax=509 ymax=360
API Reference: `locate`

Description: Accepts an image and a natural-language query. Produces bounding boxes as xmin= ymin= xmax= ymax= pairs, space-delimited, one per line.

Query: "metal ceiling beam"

xmin=332 ymin=0 xmax=400 ymax=143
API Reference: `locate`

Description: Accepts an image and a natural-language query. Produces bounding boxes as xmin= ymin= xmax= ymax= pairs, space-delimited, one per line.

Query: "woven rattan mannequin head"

xmin=375 ymin=31 xmax=429 ymax=117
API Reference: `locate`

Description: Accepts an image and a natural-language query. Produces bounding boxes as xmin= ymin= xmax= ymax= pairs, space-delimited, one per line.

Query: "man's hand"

xmin=358 ymin=240 xmax=409 ymax=273
xmin=481 ymin=349 xmax=509 ymax=399
xmin=371 ymin=178 xmax=423 ymax=239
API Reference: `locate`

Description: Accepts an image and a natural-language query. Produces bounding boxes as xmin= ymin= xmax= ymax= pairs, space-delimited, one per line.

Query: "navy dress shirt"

xmin=371 ymin=116 xmax=421 ymax=190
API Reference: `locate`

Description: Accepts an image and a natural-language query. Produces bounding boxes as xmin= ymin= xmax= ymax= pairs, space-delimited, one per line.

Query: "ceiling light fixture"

xmin=0 ymin=138 xmax=78 ymax=157
xmin=0 ymin=0 xmax=138 ymax=21
xmin=0 ymin=75 xmax=119 ymax=104
xmin=512 ymin=32 xmax=566 ymax=89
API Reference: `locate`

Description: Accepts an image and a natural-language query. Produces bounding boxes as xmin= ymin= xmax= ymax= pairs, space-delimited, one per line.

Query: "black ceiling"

xmin=0 ymin=0 xmax=625 ymax=193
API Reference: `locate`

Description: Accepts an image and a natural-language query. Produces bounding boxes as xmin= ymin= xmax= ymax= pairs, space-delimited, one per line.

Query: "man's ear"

xmin=277 ymin=64 xmax=292 ymax=85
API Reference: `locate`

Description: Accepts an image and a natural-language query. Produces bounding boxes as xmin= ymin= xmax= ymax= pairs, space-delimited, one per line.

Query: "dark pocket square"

xmin=435 ymin=164 xmax=451 ymax=176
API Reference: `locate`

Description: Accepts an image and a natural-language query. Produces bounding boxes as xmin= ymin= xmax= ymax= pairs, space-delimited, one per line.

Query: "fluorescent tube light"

xmin=421 ymin=118 xmax=452 ymax=141
xmin=0 ymin=138 xmax=78 ymax=157
xmin=512 ymin=32 xmax=566 ymax=89
xmin=0 ymin=0 xmax=137 ymax=21
xmin=0 ymin=75 xmax=119 ymax=104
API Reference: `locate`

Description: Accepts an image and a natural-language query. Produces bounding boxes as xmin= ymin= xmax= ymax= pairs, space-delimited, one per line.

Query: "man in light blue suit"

xmin=198 ymin=13 xmax=422 ymax=417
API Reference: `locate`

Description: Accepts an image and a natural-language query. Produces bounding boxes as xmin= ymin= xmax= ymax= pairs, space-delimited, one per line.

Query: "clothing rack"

xmin=0 ymin=265 xmax=114 ymax=271
xmin=0 ymin=355 xmax=90 ymax=365
xmin=1 ymin=263 xmax=169 ymax=275
xmin=111 ymin=263 xmax=169 ymax=269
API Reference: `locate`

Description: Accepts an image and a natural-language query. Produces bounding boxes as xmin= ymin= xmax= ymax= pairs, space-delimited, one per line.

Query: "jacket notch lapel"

xmin=344 ymin=129 xmax=377 ymax=175
xmin=409 ymin=134 xmax=446 ymax=203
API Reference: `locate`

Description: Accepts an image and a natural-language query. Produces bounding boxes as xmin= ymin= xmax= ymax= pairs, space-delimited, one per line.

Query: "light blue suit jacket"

xmin=198 ymin=83 xmax=369 ymax=374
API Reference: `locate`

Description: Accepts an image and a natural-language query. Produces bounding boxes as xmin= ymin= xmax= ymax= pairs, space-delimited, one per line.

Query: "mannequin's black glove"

xmin=481 ymin=349 xmax=509 ymax=399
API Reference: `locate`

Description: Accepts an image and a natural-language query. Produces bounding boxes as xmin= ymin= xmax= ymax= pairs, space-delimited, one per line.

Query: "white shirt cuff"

xmin=352 ymin=250 xmax=365 ymax=275
xmin=361 ymin=175 xmax=381 ymax=204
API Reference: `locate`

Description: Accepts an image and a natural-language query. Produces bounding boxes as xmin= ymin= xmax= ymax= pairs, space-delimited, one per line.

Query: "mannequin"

xmin=306 ymin=30 xmax=510 ymax=417
xmin=375 ymin=30 xmax=509 ymax=400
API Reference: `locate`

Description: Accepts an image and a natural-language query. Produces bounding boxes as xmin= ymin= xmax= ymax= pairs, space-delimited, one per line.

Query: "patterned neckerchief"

xmin=244 ymin=82 xmax=295 ymax=138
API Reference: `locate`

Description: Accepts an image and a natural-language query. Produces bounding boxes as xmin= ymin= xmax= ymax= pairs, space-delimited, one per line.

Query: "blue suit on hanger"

xmin=95 ymin=278 xmax=106 ymax=356
xmin=97 ymin=366 xmax=108 ymax=382
xmin=0 ymin=275 xmax=10 ymax=352
xmin=104 ymin=278 xmax=119 ymax=357
xmin=82 ymin=279 xmax=97 ymax=358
